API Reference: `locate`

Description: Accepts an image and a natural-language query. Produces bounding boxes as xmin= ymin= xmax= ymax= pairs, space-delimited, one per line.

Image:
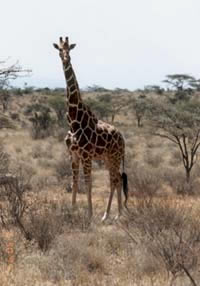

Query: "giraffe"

xmin=53 ymin=37 xmax=128 ymax=221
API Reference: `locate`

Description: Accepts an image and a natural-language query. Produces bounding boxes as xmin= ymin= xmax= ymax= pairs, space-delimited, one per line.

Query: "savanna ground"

xmin=1 ymin=87 xmax=200 ymax=286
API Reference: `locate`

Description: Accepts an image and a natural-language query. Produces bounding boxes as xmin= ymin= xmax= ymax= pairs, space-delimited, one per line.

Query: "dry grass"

xmin=1 ymin=91 xmax=200 ymax=285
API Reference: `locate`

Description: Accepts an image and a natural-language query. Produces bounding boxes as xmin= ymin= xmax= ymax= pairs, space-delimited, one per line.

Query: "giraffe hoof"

xmin=114 ymin=213 xmax=121 ymax=220
xmin=101 ymin=212 xmax=109 ymax=222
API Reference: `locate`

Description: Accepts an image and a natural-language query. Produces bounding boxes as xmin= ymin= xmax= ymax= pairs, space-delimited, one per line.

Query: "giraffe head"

xmin=53 ymin=37 xmax=76 ymax=65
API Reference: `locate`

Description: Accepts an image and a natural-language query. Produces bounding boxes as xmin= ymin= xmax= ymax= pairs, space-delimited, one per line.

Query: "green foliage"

xmin=0 ymin=88 xmax=10 ymax=112
xmin=132 ymin=96 xmax=148 ymax=127
xmin=189 ymin=78 xmax=200 ymax=91
xmin=85 ymin=92 xmax=127 ymax=122
xmin=144 ymin=85 xmax=164 ymax=95
xmin=163 ymin=74 xmax=196 ymax=102
xmin=48 ymin=96 xmax=67 ymax=126
xmin=23 ymin=85 xmax=35 ymax=95
xmin=163 ymin=74 xmax=195 ymax=89
xmin=34 ymin=87 xmax=65 ymax=96
xmin=29 ymin=108 xmax=54 ymax=139
xmin=99 ymin=93 xmax=112 ymax=103
xmin=114 ymin=87 xmax=130 ymax=93
xmin=11 ymin=87 xmax=23 ymax=96
xmin=147 ymin=99 xmax=200 ymax=134
xmin=24 ymin=103 xmax=50 ymax=115
xmin=85 ymin=96 xmax=112 ymax=121
xmin=85 ymin=85 xmax=110 ymax=92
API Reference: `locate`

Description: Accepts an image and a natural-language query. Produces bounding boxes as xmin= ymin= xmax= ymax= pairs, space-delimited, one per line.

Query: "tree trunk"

xmin=185 ymin=169 xmax=190 ymax=183
xmin=111 ymin=114 xmax=115 ymax=123
xmin=137 ymin=116 xmax=143 ymax=127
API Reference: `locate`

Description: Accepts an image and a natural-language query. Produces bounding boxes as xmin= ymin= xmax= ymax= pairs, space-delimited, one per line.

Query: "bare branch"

xmin=152 ymin=132 xmax=178 ymax=145
xmin=0 ymin=59 xmax=31 ymax=87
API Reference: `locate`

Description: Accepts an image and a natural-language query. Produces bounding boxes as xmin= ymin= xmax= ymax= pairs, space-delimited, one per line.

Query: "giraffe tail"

xmin=121 ymin=153 xmax=128 ymax=209
xmin=121 ymin=172 xmax=128 ymax=209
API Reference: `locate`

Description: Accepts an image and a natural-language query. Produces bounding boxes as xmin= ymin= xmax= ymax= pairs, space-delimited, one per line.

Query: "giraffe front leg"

xmin=82 ymin=159 xmax=93 ymax=219
xmin=71 ymin=155 xmax=80 ymax=207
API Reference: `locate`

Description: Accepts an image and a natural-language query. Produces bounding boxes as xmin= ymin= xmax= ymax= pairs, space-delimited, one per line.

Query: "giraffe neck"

xmin=63 ymin=61 xmax=82 ymax=106
xmin=63 ymin=61 xmax=98 ymax=134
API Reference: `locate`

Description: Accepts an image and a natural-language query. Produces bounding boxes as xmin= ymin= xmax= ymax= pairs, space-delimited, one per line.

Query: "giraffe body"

xmin=53 ymin=37 xmax=128 ymax=220
xmin=66 ymin=120 xmax=124 ymax=162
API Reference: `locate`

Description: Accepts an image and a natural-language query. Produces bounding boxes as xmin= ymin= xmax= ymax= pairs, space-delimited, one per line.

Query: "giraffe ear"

xmin=69 ymin=44 xmax=76 ymax=50
xmin=53 ymin=43 xmax=59 ymax=50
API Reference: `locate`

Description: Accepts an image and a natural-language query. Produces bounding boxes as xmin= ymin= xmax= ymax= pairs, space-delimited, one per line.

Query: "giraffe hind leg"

xmin=102 ymin=182 xmax=115 ymax=222
xmin=102 ymin=169 xmax=122 ymax=222
xmin=71 ymin=155 xmax=80 ymax=207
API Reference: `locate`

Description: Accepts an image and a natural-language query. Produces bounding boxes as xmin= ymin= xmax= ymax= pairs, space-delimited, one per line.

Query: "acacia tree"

xmin=189 ymin=78 xmax=200 ymax=91
xmin=0 ymin=89 xmax=10 ymax=112
xmin=0 ymin=60 xmax=30 ymax=111
xmin=110 ymin=93 xmax=128 ymax=123
xmin=48 ymin=96 xmax=67 ymax=126
xmin=85 ymin=94 xmax=114 ymax=122
xmin=29 ymin=107 xmax=53 ymax=139
xmin=163 ymin=74 xmax=195 ymax=102
xmin=147 ymin=98 xmax=200 ymax=183
xmin=163 ymin=74 xmax=195 ymax=90
xmin=97 ymin=93 xmax=128 ymax=123
xmin=133 ymin=95 xmax=148 ymax=127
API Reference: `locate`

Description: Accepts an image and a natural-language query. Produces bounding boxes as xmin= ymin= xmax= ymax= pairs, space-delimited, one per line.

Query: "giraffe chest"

xmin=66 ymin=129 xmax=107 ymax=158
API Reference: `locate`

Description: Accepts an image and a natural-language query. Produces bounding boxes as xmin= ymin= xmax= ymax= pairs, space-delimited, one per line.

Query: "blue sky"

xmin=1 ymin=0 xmax=200 ymax=90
